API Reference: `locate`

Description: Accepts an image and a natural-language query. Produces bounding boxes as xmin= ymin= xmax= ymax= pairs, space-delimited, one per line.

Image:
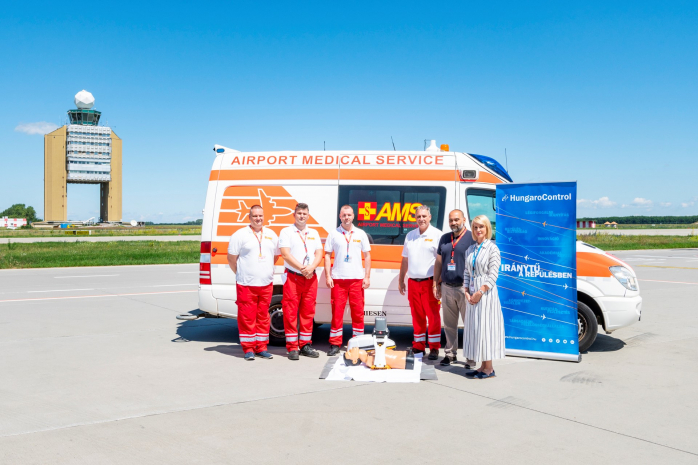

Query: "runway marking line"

xmin=55 ymin=274 xmax=119 ymax=278
xmin=27 ymin=288 xmax=95 ymax=293
xmin=639 ymin=279 xmax=698 ymax=285
xmin=148 ymin=284 xmax=197 ymax=287
xmin=0 ymin=290 xmax=197 ymax=303
xmin=636 ymin=265 xmax=698 ymax=270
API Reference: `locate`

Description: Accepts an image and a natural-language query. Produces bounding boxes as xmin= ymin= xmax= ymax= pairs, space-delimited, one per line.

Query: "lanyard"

xmin=450 ymin=231 xmax=465 ymax=264
xmin=471 ymin=241 xmax=485 ymax=274
xmin=342 ymin=230 xmax=353 ymax=259
xmin=250 ymin=226 xmax=264 ymax=257
xmin=295 ymin=229 xmax=309 ymax=255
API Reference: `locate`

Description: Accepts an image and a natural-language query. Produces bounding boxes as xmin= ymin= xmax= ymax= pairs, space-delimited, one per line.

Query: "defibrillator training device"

xmin=343 ymin=317 xmax=415 ymax=370
xmin=371 ymin=317 xmax=390 ymax=368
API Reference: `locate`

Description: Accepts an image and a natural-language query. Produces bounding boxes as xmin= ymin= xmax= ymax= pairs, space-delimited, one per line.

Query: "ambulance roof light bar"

xmin=469 ymin=154 xmax=513 ymax=182
xmin=213 ymin=144 xmax=240 ymax=155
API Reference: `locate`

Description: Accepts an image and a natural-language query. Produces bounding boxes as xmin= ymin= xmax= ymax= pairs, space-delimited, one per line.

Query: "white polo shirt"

xmin=278 ymin=225 xmax=323 ymax=273
xmin=228 ymin=226 xmax=279 ymax=286
xmin=401 ymin=225 xmax=443 ymax=279
xmin=324 ymin=225 xmax=371 ymax=280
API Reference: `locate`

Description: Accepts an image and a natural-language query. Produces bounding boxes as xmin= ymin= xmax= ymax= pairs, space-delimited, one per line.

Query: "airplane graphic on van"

xmin=229 ymin=188 xmax=294 ymax=225
xmin=216 ymin=185 xmax=326 ymax=237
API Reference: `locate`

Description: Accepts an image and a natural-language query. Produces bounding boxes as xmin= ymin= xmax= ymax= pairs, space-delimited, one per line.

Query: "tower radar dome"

xmin=74 ymin=90 xmax=95 ymax=109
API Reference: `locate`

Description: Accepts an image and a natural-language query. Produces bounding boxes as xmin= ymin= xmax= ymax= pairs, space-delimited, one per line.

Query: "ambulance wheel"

xmin=578 ymin=301 xmax=598 ymax=353
xmin=268 ymin=295 xmax=286 ymax=346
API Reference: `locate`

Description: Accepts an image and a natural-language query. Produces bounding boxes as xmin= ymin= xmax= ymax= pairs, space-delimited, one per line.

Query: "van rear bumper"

xmin=198 ymin=285 xmax=218 ymax=315
xmin=597 ymin=295 xmax=642 ymax=332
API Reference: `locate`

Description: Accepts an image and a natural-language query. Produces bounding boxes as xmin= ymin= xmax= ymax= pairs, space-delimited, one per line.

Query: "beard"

xmin=450 ymin=224 xmax=464 ymax=233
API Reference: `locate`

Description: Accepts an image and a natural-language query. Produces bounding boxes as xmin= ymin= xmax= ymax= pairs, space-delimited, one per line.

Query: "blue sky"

xmin=2 ymin=1 xmax=697 ymax=222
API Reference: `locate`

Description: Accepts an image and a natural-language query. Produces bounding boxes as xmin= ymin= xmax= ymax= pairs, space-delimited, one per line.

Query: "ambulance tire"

xmin=268 ymin=295 xmax=286 ymax=346
xmin=577 ymin=301 xmax=598 ymax=353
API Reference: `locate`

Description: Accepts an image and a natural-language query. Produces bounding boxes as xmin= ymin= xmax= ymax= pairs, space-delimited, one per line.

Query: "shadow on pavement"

xmin=433 ymin=359 xmax=477 ymax=378
xmin=584 ymin=333 xmax=627 ymax=353
xmin=173 ymin=311 xmax=460 ymax=363
xmin=173 ymin=310 xmax=238 ymax=344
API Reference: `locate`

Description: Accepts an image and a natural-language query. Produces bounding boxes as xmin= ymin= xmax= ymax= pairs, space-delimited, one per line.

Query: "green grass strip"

xmin=0 ymin=226 xmax=201 ymax=238
xmin=0 ymin=241 xmax=199 ymax=269
xmin=578 ymin=234 xmax=698 ymax=250
xmin=2 ymin=235 xmax=695 ymax=269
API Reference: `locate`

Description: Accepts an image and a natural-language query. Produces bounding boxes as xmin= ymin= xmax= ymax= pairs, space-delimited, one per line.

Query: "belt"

xmin=285 ymin=269 xmax=305 ymax=277
xmin=409 ymin=277 xmax=433 ymax=282
xmin=442 ymin=282 xmax=463 ymax=288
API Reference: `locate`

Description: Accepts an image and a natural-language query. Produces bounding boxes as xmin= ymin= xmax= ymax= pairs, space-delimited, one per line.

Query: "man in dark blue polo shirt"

xmin=433 ymin=209 xmax=476 ymax=367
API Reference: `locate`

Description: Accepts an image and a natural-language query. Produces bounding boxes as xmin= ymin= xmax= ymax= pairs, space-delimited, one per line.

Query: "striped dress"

xmin=462 ymin=240 xmax=506 ymax=362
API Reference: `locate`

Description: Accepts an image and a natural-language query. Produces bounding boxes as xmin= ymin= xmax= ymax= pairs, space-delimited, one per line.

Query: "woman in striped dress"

xmin=462 ymin=215 xmax=505 ymax=379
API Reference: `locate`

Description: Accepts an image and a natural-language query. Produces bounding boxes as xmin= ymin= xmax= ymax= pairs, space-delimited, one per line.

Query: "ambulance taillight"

xmin=200 ymin=241 xmax=212 ymax=285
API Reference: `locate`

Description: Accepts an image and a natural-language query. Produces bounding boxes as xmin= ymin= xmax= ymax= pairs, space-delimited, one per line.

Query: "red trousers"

xmin=236 ymin=283 xmax=273 ymax=353
xmin=282 ymin=272 xmax=318 ymax=351
xmin=408 ymin=278 xmax=442 ymax=351
xmin=329 ymin=279 xmax=365 ymax=346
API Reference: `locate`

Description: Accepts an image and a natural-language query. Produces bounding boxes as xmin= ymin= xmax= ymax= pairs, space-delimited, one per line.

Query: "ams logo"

xmin=358 ymin=201 xmax=422 ymax=222
xmin=217 ymin=186 xmax=327 ymax=237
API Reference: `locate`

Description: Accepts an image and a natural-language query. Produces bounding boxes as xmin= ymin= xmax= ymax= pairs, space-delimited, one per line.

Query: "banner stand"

xmin=496 ymin=181 xmax=580 ymax=363
xmin=506 ymin=349 xmax=581 ymax=363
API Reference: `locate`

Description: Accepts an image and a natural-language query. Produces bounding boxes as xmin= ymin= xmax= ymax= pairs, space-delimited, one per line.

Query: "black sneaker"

xmin=439 ymin=356 xmax=455 ymax=366
xmin=288 ymin=350 xmax=300 ymax=361
xmin=328 ymin=345 xmax=340 ymax=356
xmin=428 ymin=349 xmax=439 ymax=361
xmin=300 ymin=345 xmax=319 ymax=358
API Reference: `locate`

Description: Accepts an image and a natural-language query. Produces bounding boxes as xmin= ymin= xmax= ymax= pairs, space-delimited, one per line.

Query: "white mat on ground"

xmin=324 ymin=354 xmax=423 ymax=383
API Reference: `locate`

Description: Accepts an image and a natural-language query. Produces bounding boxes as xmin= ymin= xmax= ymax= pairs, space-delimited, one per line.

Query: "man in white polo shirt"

xmin=227 ymin=205 xmax=280 ymax=361
xmin=324 ymin=205 xmax=372 ymax=356
xmin=278 ymin=203 xmax=325 ymax=361
xmin=398 ymin=205 xmax=443 ymax=360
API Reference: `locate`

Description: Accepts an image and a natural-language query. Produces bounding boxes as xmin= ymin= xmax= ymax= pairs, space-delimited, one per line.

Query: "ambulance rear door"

xmin=208 ymin=152 xmax=339 ymax=309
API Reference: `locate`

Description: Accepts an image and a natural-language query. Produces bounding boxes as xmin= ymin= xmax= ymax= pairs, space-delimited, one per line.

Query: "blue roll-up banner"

xmin=496 ymin=182 xmax=580 ymax=362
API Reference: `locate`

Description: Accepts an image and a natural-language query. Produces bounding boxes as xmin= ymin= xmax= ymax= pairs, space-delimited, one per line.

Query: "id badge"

xmin=258 ymin=255 xmax=267 ymax=262
xmin=469 ymin=278 xmax=475 ymax=294
xmin=344 ymin=255 xmax=351 ymax=263
xmin=303 ymin=255 xmax=310 ymax=266
xmin=447 ymin=263 xmax=456 ymax=271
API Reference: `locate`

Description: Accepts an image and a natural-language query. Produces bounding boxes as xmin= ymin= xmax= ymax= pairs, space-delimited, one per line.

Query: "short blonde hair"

xmin=471 ymin=215 xmax=493 ymax=240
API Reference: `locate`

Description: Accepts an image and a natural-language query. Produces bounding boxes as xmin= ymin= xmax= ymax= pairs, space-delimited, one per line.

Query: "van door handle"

xmin=212 ymin=248 xmax=218 ymax=253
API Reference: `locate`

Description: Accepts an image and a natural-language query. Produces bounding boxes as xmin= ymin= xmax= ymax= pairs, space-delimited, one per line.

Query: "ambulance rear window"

xmin=338 ymin=185 xmax=446 ymax=245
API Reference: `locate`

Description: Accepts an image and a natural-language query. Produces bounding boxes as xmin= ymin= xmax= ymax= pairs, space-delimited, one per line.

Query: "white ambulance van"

xmin=194 ymin=144 xmax=642 ymax=352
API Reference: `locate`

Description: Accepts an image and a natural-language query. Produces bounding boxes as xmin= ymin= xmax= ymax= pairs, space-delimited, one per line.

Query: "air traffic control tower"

xmin=44 ymin=90 xmax=122 ymax=223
